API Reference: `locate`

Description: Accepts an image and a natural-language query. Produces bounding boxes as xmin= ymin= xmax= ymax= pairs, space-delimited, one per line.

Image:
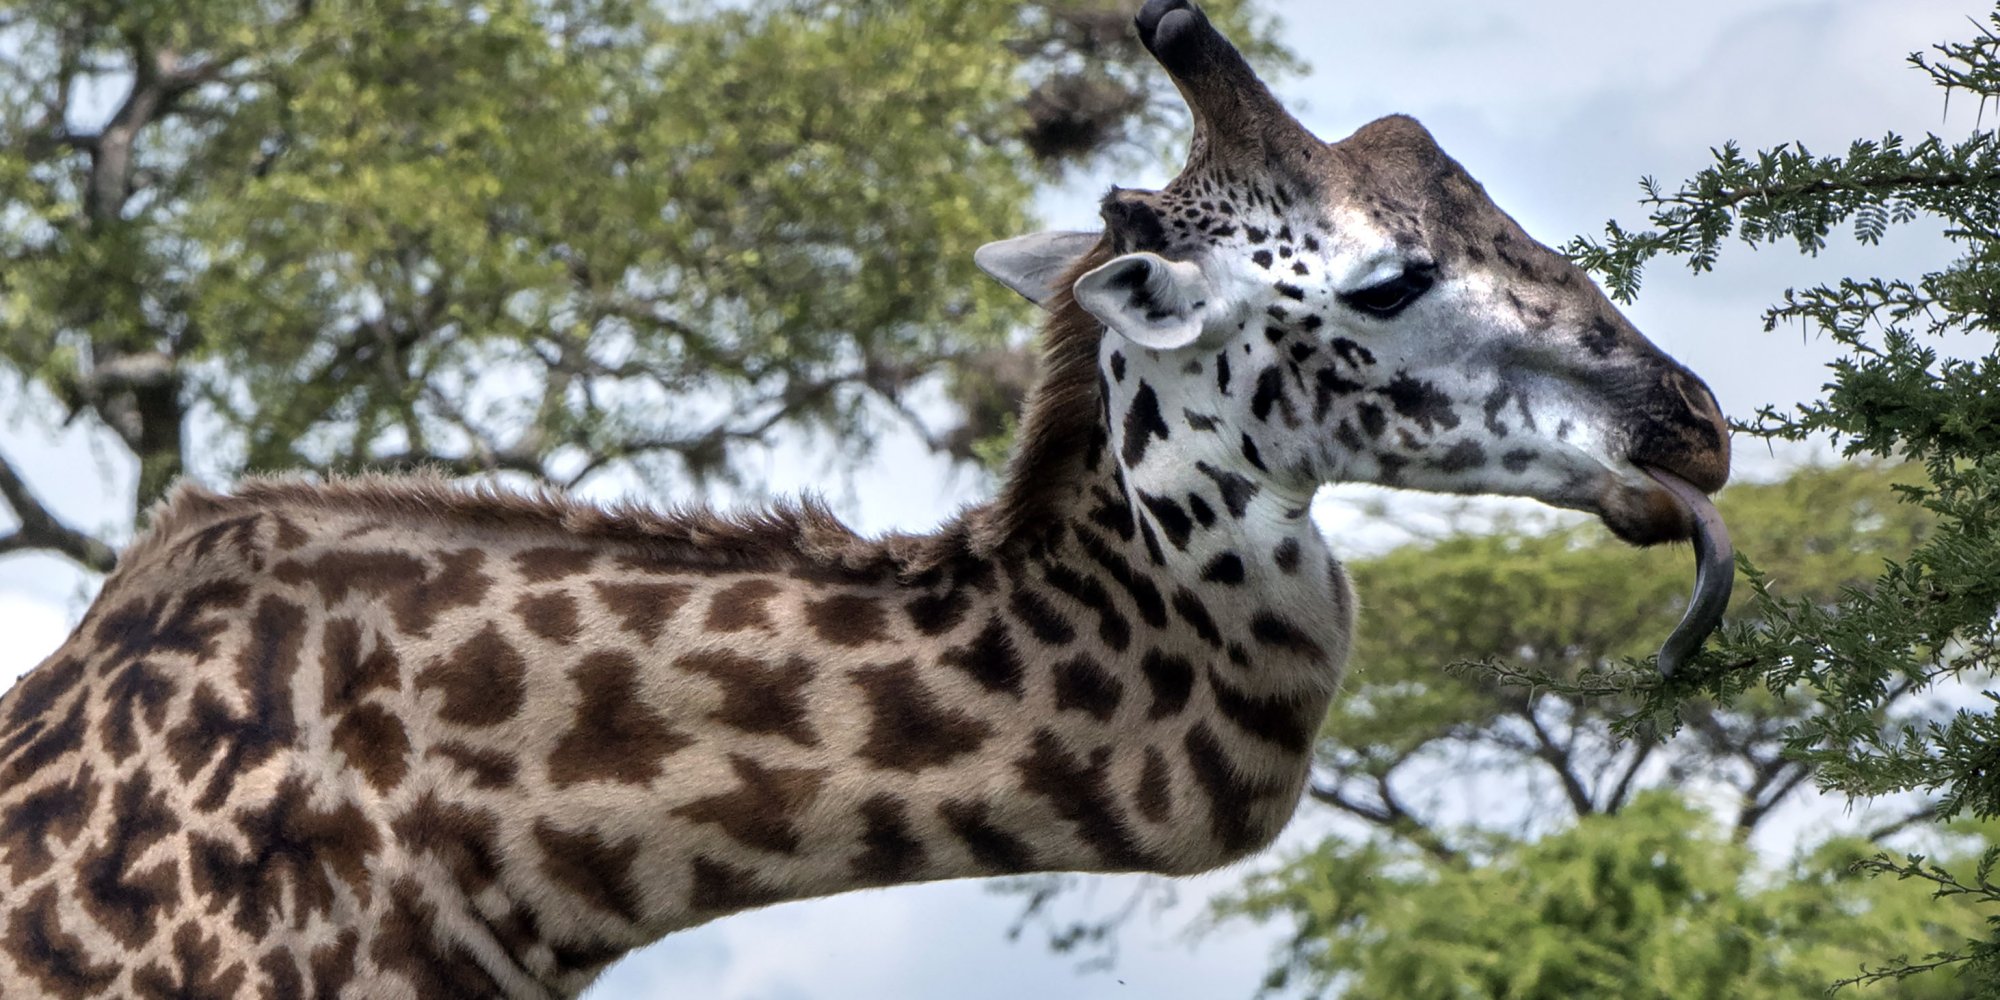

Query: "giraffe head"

xmin=980 ymin=0 xmax=1734 ymax=668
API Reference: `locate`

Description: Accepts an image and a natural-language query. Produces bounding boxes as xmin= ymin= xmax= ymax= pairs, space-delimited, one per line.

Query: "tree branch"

xmin=0 ymin=449 xmax=117 ymax=573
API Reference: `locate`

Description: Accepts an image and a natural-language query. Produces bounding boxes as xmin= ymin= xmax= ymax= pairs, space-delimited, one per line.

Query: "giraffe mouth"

xmin=1641 ymin=466 xmax=1734 ymax=677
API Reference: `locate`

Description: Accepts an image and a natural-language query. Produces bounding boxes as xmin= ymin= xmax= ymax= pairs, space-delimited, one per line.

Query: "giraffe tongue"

xmin=1643 ymin=467 xmax=1734 ymax=678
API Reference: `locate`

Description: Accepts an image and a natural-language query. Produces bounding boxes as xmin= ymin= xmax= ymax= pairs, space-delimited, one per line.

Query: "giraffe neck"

xmin=0 ymin=320 xmax=1352 ymax=1000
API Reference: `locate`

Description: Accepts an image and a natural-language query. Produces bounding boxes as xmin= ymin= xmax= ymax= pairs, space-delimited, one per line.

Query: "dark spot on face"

xmin=1583 ymin=316 xmax=1621 ymax=357
xmin=1250 ymin=612 xmax=1324 ymax=658
xmin=1187 ymin=493 xmax=1216 ymax=527
xmin=1274 ymin=282 xmax=1306 ymax=301
xmin=1329 ymin=338 xmax=1375 ymax=369
xmin=1202 ymin=552 xmax=1246 ymax=584
xmin=1216 ymin=352 xmax=1232 ymax=394
xmin=1208 ymin=669 xmax=1318 ymax=752
xmin=1182 ymin=725 xmax=1278 ymax=854
xmin=1437 ymin=440 xmax=1488 ymax=473
xmin=1250 ymin=366 xmax=1288 ymax=423
xmin=1379 ymin=373 xmax=1460 ymax=434
xmin=1183 ymin=409 xmax=1220 ymax=432
xmin=1196 ymin=462 xmax=1261 ymax=518
xmin=1109 ymin=350 xmax=1127 ymax=382
xmin=1357 ymin=402 xmax=1387 ymax=439
xmin=1121 ymin=383 xmax=1172 ymax=467
xmin=1502 ymin=448 xmax=1537 ymax=473
xmin=1241 ymin=433 xmax=1270 ymax=472
xmin=1273 ymin=537 xmax=1302 ymax=574
xmin=1251 ymin=250 xmax=1274 ymax=269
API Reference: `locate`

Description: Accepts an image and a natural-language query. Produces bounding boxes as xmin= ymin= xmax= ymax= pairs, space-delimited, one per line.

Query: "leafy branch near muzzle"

xmin=0 ymin=0 xmax=1290 ymax=571
xmin=1552 ymin=5 xmax=2000 ymax=990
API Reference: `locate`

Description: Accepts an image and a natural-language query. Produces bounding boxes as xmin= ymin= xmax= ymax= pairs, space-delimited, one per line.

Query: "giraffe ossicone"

xmin=0 ymin=2 xmax=1731 ymax=997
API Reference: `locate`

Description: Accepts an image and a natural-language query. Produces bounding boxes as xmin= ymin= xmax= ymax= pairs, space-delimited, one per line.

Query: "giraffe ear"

xmin=1073 ymin=251 xmax=1215 ymax=351
xmin=974 ymin=231 xmax=1102 ymax=309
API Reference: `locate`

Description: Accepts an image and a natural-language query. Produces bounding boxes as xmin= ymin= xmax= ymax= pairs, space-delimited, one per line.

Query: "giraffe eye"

xmin=1341 ymin=264 xmax=1436 ymax=319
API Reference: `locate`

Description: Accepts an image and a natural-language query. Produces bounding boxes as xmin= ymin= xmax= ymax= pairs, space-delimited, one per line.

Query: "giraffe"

xmin=0 ymin=2 xmax=1732 ymax=997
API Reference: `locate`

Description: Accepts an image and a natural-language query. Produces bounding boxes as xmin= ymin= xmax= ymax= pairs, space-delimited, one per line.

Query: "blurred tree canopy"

xmin=1206 ymin=463 xmax=1992 ymax=998
xmin=0 ymin=0 xmax=1290 ymax=570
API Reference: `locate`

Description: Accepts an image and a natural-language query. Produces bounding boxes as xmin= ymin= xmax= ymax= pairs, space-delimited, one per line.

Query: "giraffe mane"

xmin=125 ymin=245 xmax=1116 ymax=586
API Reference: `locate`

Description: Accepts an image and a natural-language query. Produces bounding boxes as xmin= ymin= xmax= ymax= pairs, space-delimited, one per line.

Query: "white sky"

xmin=0 ymin=1 xmax=1987 ymax=997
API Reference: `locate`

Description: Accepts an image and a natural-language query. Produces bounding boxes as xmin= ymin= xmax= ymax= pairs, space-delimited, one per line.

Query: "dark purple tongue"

xmin=1644 ymin=467 xmax=1734 ymax=677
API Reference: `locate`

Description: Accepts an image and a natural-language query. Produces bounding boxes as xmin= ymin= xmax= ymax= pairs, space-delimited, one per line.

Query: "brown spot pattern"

xmin=851 ymin=660 xmax=992 ymax=772
xmin=331 ymin=703 xmax=411 ymax=792
xmin=415 ymin=624 xmax=525 ymax=728
xmin=704 ymin=578 xmax=782 ymax=632
xmin=689 ymin=856 xmax=779 ymax=913
xmin=590 ymin=581 xmax=692 ymax=643
xmin=535 ymin=819 xmax=646 ymax=923
xmin=131 ymin=923 xmax=246 ymax=1000
xmin=0 ymin=764 xmax=97 ymax=881
xmin=852 ymin=794 xmax=925 ymax=885
xmin=77 ymin=770 xmax=181 ymax=947
xmin=672 ymin=755 xmax=827 ymax=855
xmin=514 ymin=545 xmax=597 ymax=582
xmin=1016 ymin=730 xmax=1152 ymax=869
xmin=190 ymin=776 xmax=378 ymax=938
xmin=428 ymin=741 xmax=518 ymax=789
xmin=548 ymin=651 xmax=690 ymax=786
xmin=676 ymin=650 xmax=819 ymax=746
xmin=937 ymin=799 xmax=1033 ymax=872
xmin=6 ymin=885 xmax=119 ymax=997
xmin=804 ymin=593 xmax=889 ymax=647
xmin=391 ymin=793 xmax=503 ymax=892
xmin=515 ymin=591 xmax=583 ymax=644
xmin=1053 ymin=656 xmax=1123 ymax=721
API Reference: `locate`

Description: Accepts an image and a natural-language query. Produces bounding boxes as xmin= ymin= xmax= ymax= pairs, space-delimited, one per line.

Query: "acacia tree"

xmin=1560 ymin=6 xmax=2000 ymax=988
xmin=0 ymin=0 xmax=1288 ymax=570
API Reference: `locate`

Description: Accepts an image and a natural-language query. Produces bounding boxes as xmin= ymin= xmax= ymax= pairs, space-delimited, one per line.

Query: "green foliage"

xmin=1223 ymin=794 xmax=1995 ymax=1000
xmin=1550 ymin=5 xmax=2000 ymax=989
xmin=0 ymin=0 xmax=1288 ymax=566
